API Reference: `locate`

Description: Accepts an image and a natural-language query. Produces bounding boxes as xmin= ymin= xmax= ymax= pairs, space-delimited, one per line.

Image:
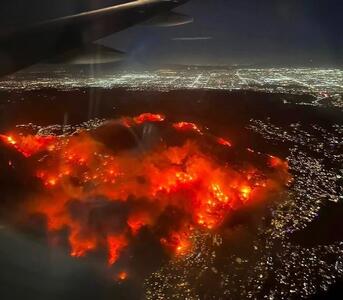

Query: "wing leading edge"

xmin=0 ymin=0 xmax=190 ymax=76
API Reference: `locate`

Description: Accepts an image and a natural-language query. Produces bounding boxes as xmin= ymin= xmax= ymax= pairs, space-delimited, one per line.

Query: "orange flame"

xmin=108 ymin=235 xmax=128 ymax=266
xmin=1 ymin=134 xmax=56 ymax=157
xmin=134 ymin=113 xmax=165 ymax=124
xmin=173 ymin=122 xmax=202 ymax=134
xmin=117 ymin=271 xmax=128 ymax=281
xmin=0 ymin=113 xmax=290 ymax=266
xmin=217 ymin=137 xmax=232 ymax=147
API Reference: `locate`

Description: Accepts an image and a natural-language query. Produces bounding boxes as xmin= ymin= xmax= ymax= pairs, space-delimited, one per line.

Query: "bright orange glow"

xmin=0 ymin=113 xmax=291 ymax=266
xmin=107 ymin=235 xmax=128 ymax=265
xmin=160 ymin=232 xmax=191 ymax=256
xmin=3 ymin=135 xmax=16 ymax=145
xmin=46 ymin=177 xmax=57 ymax=187
xmin=269 ymin=155 xmax=289 ymax=170
xmin=117 ymin=271 xmax=128 ymax=281
xmin=217 ymin=137 xmax=232 ymax=147
xmin=127 ymin=214 xmax=150 ymax=235
xmin=240 ymin=186 xmax=252 ymax=200
xmin=133 ymin=113 xmax=165 ymax=124
xmin=69 ymin=230 xmax=97 ymax=258
xmin=0 ymin=134 xmax=56 ymax=157
xmin=211 ymin=183 xmax=230 ymax=203
xmin=173 ymin=122 xmax=202 ymax=134
xmin=121 ymin=113 xmax=165 ymax=128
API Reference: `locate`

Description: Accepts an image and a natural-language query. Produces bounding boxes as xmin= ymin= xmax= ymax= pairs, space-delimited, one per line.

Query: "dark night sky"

xmin=1 ymin=0 xmax=342 ymax=66
xmin=101 ymin=0 xmax=343 ymax=66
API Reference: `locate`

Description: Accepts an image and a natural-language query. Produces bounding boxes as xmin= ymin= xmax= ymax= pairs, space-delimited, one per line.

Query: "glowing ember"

xmin=161 ymin=232 xmax=192 ymax=256
xmin=240 ymin=186 xmax=252 ymax=200
xmin=121 ymin=113 xmax=165 ymax=128
xmin=217 ymin=137 xmax=232 ymax=147
xmin=117 ymin=271 xmax=128 ymax=281
xmin=127 ymin=214 xmax=150 ymax=235
xmin=0 ymin=134 xmax=56 ymax=157
xmin=133 ymin=113 xmax=165 ymax=124
xmin=269 ymin=155 xmax=289 ymax=170
xmin=173 ymin=122 xmax=203 ymax=134
xmin=0 ymin=113 xmax=290 ymax=266
xmin=70 ymin=234 xmax=97 ymax=258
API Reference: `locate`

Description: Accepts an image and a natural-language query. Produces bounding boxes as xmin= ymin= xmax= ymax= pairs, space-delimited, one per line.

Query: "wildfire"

xmin=0 ymin=133 xmax=56 ymax=157
xmin=108 ymin=235 xmax=128 ymax=266
xmin=161 ymin=232 xmax=192 ymax=256
xmin=217 ymin=137 xmax=232 ymax=147
xmin=173 ymin=122 xmax=203 ymax=134
xmin=133 ymin=113 xmax=165 ymax=124
xmin=0 ymin=113 xmax=291 ymax=267
xmin=121 ymin=113 xmax=165 ymax=128
xmin=269 ymin=155 xmax=289 ymax=170
xmin=117 ymin=271 xmax=128 ymax=281
xmin=240 ymin=186 xmax=252 ymax=200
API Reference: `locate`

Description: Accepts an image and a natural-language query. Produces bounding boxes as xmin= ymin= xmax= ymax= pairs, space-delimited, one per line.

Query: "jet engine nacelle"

xmin=143 ymin=11 xmax=193 ymax=27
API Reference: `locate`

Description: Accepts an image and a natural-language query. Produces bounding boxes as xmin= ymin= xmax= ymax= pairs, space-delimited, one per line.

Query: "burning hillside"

xmin=0 ymin=113 xmax=291 ymax=273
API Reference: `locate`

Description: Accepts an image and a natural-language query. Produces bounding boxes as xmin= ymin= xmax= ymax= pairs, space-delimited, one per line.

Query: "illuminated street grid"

xmin=144 ymin=120 xmax=343 ymax=299
xmin=1 ymin=67 xmax=342 ymax=108
xmin=145 ymin=233 xmax=343 ymax=299
xmin=248 ymin=120 xmax=343 ymax=235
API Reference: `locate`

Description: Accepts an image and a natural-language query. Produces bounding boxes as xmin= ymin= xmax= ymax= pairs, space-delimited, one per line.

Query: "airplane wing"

xmin=0 ymin=0 xmax=191 ymax=77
